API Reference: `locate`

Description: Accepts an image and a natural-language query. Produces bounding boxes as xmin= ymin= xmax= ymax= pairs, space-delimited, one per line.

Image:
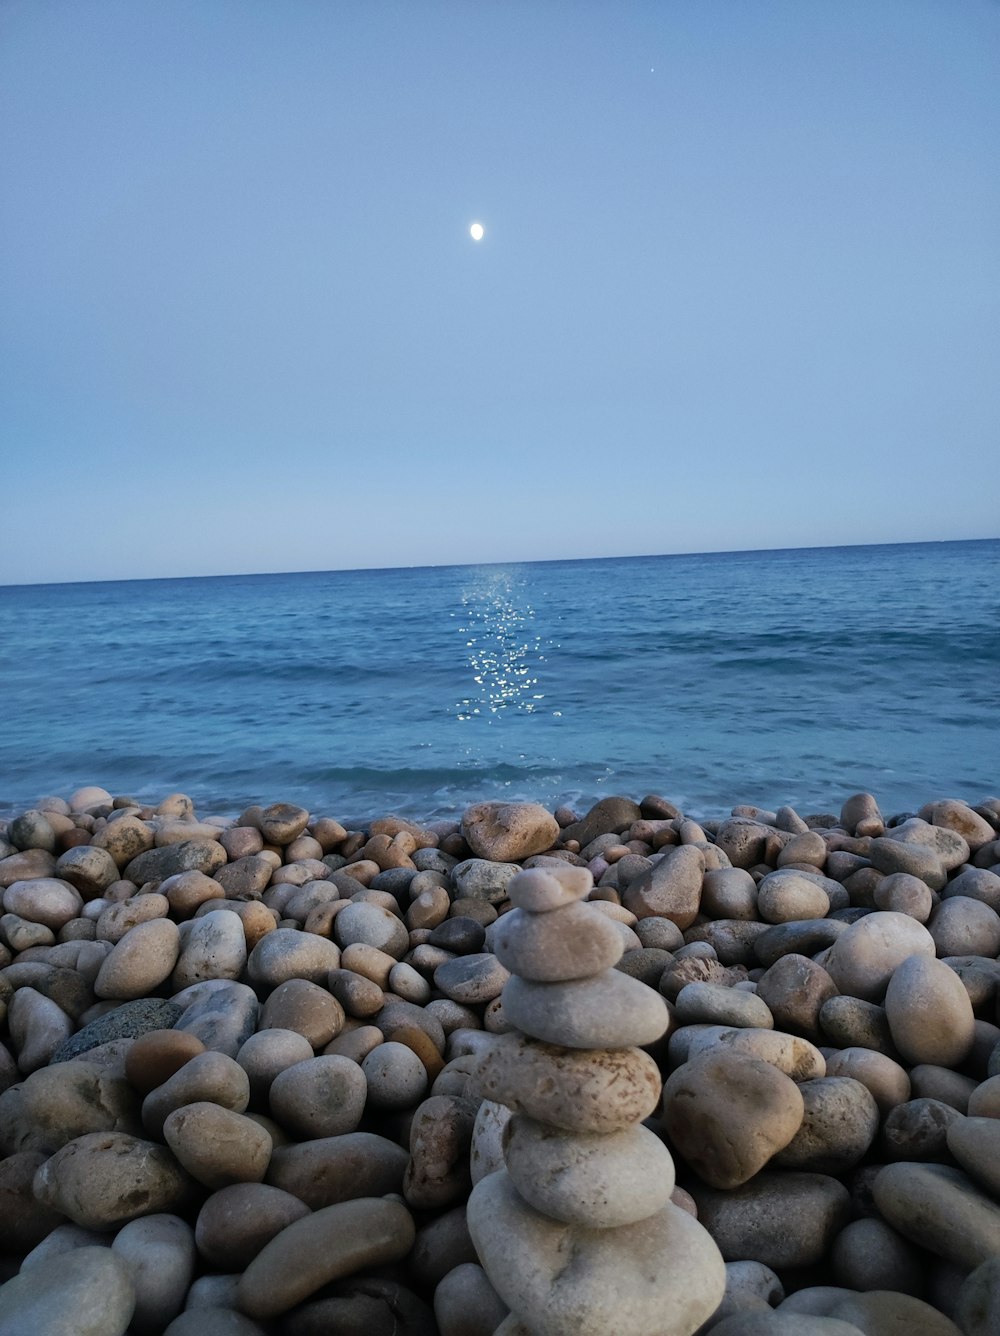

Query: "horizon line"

xmin=2 ymin=533 xmax=997 ymax=592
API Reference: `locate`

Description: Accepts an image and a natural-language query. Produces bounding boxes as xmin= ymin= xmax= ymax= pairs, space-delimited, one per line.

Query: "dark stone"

xmin=427 ymin=917 xmax=486 ymax=955
xmin=561 ymin=797 xmax=643 ymax=848
xmin=50 ymin=998 xmax=183 ymax=1062
xmin=279 ymin=1277 xmax=437 ymax=1336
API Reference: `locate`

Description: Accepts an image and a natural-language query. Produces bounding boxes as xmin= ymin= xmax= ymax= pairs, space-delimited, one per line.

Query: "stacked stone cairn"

xmin=467 ymin=862 xmax=726 ymax=1336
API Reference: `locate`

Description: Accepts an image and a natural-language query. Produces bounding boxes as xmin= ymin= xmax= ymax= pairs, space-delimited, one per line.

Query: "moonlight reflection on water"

xmin=452 ymin=569 xmax=558 ymax=722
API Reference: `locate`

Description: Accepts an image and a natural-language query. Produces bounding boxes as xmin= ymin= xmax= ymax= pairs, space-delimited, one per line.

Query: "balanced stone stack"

xmin=467 ymin=863 xmax=726 ymax=1336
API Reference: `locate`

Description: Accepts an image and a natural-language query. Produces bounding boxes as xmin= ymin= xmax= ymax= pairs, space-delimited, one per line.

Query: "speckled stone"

xmin=472 ymin=1032 xmax=661 ymax=1134
xmin=50 ymin=999 xmax=183 ymax=1064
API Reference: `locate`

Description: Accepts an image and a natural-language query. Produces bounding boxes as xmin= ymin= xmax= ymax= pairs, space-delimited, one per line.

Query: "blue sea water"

xmin=1 ymin=541 xmax=997 ymax=825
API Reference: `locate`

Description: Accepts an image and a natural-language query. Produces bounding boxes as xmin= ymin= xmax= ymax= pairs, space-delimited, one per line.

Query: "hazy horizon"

xmin=2 ymin=1 xmax=998 ymax=586
xmin=1 ymin=533 xmax=995 ymax=591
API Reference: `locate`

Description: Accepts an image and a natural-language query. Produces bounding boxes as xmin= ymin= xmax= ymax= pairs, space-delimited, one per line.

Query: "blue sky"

xmin=1 ymin=0 xmax=997 ymax=584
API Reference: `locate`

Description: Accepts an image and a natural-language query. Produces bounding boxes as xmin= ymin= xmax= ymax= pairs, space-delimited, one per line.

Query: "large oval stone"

xmin=33 ymin=1132 xmax=196 ymax=1230
xmin=467 ymin=1169 xmax=724 ymax=1336
xmin=661 ymin=1050 xmax=804 ymax=1190
xmin=825 ymin=912 xmax=936 ymax=1002
xmin=461 ymin=802 xmax=559 ymax=862
xmin=195 ymin=1182 xmax=310 ymax=1270
xmin=874 ymin=1162 xmax=1000 ymax=1269
xmin=171 ymin=910 xmax=248 ymax=990
xmin=691 ymin=1171 xmax=850 ymax=1270
xmin=246 ymin=929 xmax=340 ymax=989
xmin=491 ymin=904 xmax=623 ymax=981
xmin=94 ymin=918 xmax=180 ymax=1000
xmin=504 ymin=1116 xmax=675 ymax=1227
xmin=265 ymin=1132 xmax=408 ymax=1209
xmin=0 ymin=1246 xmax=135 ymax=1335
xmin=236 ymin=1197 xmax=416 ymax=1319
xmin=501 ymin=970 xmax=670 ymax=1049
xmin=884 ymin=955 xmax=976 ymax=1066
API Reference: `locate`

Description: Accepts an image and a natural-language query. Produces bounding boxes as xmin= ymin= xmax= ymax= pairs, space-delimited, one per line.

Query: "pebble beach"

xmin=2 ymin=783 xmax=1000 ymax=1335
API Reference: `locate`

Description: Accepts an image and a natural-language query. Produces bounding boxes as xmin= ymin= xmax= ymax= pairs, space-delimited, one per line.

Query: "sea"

xmin=1 ymin=540 xmax=997 ymax=827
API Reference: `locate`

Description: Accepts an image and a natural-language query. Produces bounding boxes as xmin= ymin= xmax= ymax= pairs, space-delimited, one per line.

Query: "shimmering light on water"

xmin=452 ymin=568 xmax=556 ymax=721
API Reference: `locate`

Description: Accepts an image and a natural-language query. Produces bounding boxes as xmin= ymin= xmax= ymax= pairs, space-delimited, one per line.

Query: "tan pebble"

xmin=824 ymin=911 xmax=936 ymax=1002
xmin=96 ymin=894 xmax=170 ymax=944
xmin=403 ymin=1093 xmax=478 ymax=1210
xmin=328 ymin=967 xmax=384 ymax=1018
xmin=334 ymin=901 xmax=409 ymax=958
xmin=246 ymin=928 xmax=340 ymax=988
xmin=339 ymin=942 xmax=396 ymax=988
xmin=260 ymin=977 xmax=345 ymax=1048
xmin=388 ymin=961 xmax=431 ymax=1005
xmin=257 ymin=803 xmax=310 ymax=846
xmin=461 ymin=801 xmax=559 ymax=862
xmin=265 ymin=1129 xmax=408 ymax=1210
xmin=220 ymin=826 xmax=264 ymax=860
xmin=33 ymin=1131 xmax=196 ymax=1229
xmin=662 ymin=1049 xmax=805 ymax=1189
xmin=338 ymin=858 xmax=380 ymax=886
xmin=756 ymin=870 xmax=832 ymax=923
xmin=161 ymin=870 xmax=226 ymax=917
xmin=324 ymin=1024 xmax=384 ymax=1064
xmin=3 ymin=878 xmax=84 ymax=930
xmin=823 ymin=1047 xmax=911 ymax=1116
xmin=383 ymin=1021 xmax=445 ymax=1080
xmin=142 ymin=1050 xmax=250 ymax=1139
xmin=687 ymin=1025 xmax=826 ymax=1081
xmin=163 ymin=1101 xmax=272 ymax=1188
xmin=621 ymin=844 xmax=706 ymax=928
xmin=873 ymin=872 xmax=933 ymax=922
xmin=884 ymin=955 xmax=975 ymax=1067
xmin=94 ymin=918 xmax=180 ymax=1000
xmin=125 ymin=1030 xmax=207 ymax=1095
xmin=227 ymin=900 xmax=277 ymax=950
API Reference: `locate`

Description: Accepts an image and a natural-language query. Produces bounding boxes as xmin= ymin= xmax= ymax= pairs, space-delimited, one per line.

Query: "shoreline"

xmin=1 ymin=784 xmax=999 ymax=1332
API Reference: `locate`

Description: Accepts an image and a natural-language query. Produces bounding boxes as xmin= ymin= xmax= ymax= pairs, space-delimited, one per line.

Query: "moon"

xmin=470 ymin=222 xmax=485 ymax=241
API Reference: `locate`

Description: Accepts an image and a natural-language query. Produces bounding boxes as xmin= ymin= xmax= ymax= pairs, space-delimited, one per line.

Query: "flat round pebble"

xmin=434 ymin=953 xmax=510 ymax=1005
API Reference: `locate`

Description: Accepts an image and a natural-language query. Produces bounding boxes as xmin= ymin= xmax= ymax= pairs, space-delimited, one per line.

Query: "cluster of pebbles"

xmin=0 ymin=786 xmax=999 ymax=1335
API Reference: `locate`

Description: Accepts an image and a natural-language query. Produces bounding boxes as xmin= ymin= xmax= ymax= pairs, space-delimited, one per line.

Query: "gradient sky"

xmin=1 ymin=0 xmax=997 ymax=585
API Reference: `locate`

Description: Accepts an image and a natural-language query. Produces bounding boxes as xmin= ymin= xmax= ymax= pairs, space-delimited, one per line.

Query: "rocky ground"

xmin=1 ymin=785 xmax=1000 ymax=1334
